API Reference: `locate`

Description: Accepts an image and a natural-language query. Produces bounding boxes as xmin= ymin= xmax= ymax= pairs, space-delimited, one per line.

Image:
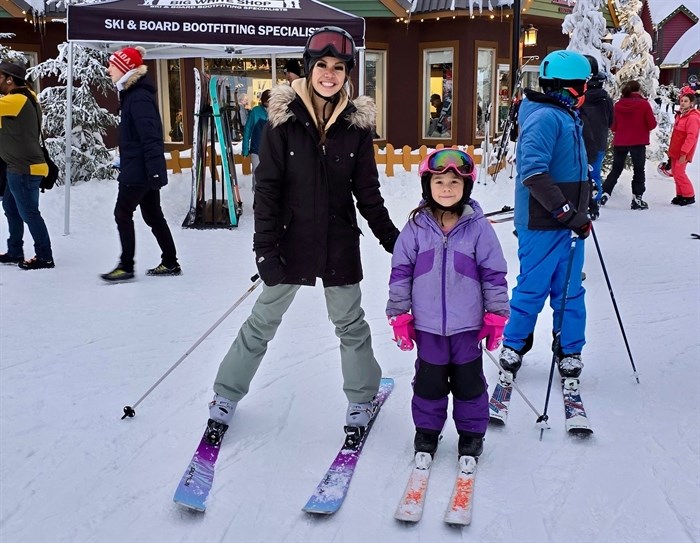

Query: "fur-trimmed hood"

xmin=266 ymin=80 xmax=376 ymax=132
xmin=119 ymin=65 xmax=149 ymax=92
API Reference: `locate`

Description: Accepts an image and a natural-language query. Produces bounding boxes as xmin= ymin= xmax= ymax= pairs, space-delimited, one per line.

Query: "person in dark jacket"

xmin=580 ymin=56 xmax=613 ymax=220
xmin=0 ymin=61 xmax=54 ymax=270
xmin=205 ymin=27 xmax=401 ymax=448
xmin=600 ymin=80 xmax=657 ymax=210
xmin=241 ymin=89 xmax=270 ymax=192
xmin=101 ymin=46 xmax=180 ymax=282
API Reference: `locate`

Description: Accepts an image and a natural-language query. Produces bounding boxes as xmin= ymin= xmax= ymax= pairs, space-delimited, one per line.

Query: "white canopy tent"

xmin=62 ymin=0 xmax=366 ymax=233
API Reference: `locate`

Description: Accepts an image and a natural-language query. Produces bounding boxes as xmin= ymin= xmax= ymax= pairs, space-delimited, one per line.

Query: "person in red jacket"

xmin=668 ymin=92 xmax=699 ymax=206
xmin=600 ymin=80 xmax=657 ymax=210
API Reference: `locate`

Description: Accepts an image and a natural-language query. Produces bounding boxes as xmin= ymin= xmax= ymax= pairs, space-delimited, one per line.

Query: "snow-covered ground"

xmin=1 ymin=158 xmax=698 ymax=543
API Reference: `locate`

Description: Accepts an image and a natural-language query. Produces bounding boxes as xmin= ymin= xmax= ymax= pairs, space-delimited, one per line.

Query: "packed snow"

xmin=1 ymin=157 xmax=698 ymax=542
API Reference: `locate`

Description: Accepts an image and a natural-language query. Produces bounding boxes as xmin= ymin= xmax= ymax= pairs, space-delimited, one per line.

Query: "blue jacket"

xmin=387 ymin=200 xmax=509 ymax=336
xmin=116 ymin=66 xmax=167 ymax=188
xmin=514 ymin=90 xmax=589 ymax=231
xmin=242 ymin=104 xmax=268 ymax=156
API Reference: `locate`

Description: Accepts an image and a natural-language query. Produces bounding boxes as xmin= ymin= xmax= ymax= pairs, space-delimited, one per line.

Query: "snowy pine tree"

xmin=612 ymin=0 xmax=659 ymax=99
xmin=650 ymin=84 xmax=678 ymax=162
xmin=28 ymin=42 xmax=119 ymax=184
xmin=562 ymin=0 xmax=614 ymax=77
xmin=0 ymin=34 xmax=28 ymax=65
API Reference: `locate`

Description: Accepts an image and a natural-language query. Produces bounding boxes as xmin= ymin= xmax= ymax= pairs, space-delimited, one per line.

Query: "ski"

xmin=182 ymin=68 xmax=202 ymax=227
xmin=691 ymin=233 xmax=700 ymax=240
xmin=488 ymin=370 xmax=513 ymax=425
xmin=173 ymin=420 xmax=228 ymax=512
xmin=302 ymin=377 xmax=394 ymax=515
xmin=394 ymin=451 xmax=433 ymax=523
xmin=562 ymin=377 xmax=593 ymax=435
xmin=209 ymin=76 xmax=238 ymax=227
xmin=443 ymin=455 xmax=478 ymax=526
xmin=484 ymin=205 xmax=514 ymax=218
xmin=488 ymin=213 xmax=514 ymax=224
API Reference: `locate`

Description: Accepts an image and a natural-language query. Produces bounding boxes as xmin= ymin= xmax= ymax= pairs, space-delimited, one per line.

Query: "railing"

xmin=166 ymin=143 xmax=506 ymax=178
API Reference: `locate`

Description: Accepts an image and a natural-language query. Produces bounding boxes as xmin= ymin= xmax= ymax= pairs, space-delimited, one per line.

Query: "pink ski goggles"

xmin=419 ymin=149 xmax=476 ymax=182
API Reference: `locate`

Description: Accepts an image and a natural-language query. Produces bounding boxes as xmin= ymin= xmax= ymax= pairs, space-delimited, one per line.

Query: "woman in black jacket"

xmin=101 ymin=46 xmax=180 ymax=282
xmin=205 ymin=27 xmax=400 ymax=447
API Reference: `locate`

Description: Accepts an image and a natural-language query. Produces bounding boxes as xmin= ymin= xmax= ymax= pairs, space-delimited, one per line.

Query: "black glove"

xmin=255 ymin=251 xmax=286 ymax=286
xmin=588 ymin=198 xmax=599 ymax=221
xmin=552 ymin=201 xmax=592 ymax=239
xmin=380 ymin=229 xmax=400 ymax=254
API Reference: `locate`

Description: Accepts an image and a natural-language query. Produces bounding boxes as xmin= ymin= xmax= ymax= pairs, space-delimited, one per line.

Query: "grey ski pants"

xmin=213 ymin=282 xmax=382 ymax=403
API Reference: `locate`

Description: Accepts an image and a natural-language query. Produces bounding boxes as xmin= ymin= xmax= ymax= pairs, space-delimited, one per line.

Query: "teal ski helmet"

xmin=539 ymin=50 xmax=591 ymax=89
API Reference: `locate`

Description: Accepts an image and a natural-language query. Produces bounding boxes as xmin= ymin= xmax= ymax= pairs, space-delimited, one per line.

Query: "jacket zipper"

xmin=441 ymin=234 xmax=448 ymax=335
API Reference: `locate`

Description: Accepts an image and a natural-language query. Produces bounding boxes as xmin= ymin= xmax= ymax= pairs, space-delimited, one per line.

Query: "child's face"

xmin=430 ymin=171 xmax=464 ymax=208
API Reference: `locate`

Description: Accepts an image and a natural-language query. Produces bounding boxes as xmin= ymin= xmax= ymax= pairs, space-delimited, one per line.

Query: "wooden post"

xmin=402 ymin=145 xmax=412 ymax=172
xmin=385 ymin=143 xmax=395 ymax=177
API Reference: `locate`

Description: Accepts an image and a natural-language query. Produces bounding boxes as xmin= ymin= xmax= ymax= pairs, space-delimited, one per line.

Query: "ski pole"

xmin=122 ymin=274 xmax=263 ymax=419
xmin=537 ymin=235 xmax=579 ymax=440
xmin=591 ymin=226 xmax=640 ymax=383
xmin=483 ymin=347 xmax=544 ymax=421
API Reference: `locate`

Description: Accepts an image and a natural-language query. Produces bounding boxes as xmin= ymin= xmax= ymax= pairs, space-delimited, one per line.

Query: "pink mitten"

xmin=388 ymin=314 xmax=416 ymax=351
xmin=477 ymin=313 xmax=508 ymax=351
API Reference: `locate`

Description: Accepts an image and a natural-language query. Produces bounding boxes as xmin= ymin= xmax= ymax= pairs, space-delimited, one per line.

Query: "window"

xmin=522 ymin=66 xmax=540 ymax=92
xmin=475 ymin=45 xmax=496 ymax=140
xmin=365 ymin=50 xmax=386 ymax=140
xmin=157 ymin=59 xmax=184 ymax=143
xmin=496 ymin=63 xmax=510 ymax=134
xmin=422 ymin=47 xmax=454 ymax=140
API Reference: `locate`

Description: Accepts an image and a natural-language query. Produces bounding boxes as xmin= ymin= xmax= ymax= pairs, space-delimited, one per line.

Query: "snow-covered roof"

xmin=645 ymin=0 xmax=700 ymax=25
xmin=660 ymin=21 xmax=700 ymax=65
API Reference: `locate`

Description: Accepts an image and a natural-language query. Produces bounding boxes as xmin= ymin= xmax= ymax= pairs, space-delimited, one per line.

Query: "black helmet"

xmin=303 ymin=26 xmax=356 ymax=75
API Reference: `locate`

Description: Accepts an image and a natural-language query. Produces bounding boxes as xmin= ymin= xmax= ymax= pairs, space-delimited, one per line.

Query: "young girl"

xmin=668 ymin=90 xmax=699 ymax=206
xmin=387 ymin=149 xmax=509 ymax=458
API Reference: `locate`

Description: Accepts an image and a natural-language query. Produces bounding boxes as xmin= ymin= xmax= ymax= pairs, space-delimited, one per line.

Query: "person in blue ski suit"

xmin=498 ymin=50 xmax=592 ymax=380
xmin=241 ymin=89 xmax=270 ymax=193
xmin=387 ymin=149 xmax=509 ymax=459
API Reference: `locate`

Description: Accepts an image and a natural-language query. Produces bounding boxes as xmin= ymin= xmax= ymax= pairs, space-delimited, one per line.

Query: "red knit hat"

xmin=109 ymin=46 xmax=145 ymax=73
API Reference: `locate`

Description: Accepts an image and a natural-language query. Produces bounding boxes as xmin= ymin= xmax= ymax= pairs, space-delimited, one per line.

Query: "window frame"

xmin=473 ymin=41 xmax=498 ymax=143
xmin=365 ymin=43 xmax=388 ymax=143
xmin=418 ymin=41 xmax=459 ymax=147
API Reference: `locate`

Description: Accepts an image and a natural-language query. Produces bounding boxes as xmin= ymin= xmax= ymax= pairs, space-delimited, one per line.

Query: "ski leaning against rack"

xmin=302 ymin=378 xmax=394 ymax=515
xmin=209 ymin=76 xmax=238 ymax=227
xmin=173 ymin=419 xmax=229 ymax=512
xmin=182 ymin=68 xmax=203 ymax=227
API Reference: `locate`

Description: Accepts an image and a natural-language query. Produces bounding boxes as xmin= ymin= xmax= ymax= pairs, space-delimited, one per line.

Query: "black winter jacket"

xmin=116 ymin=66 xmax=167 ymax=188
xmin=580 ymin=87 xmax=614 ymax=161
xmin=253 ymin=83 xmax=399 ymax=287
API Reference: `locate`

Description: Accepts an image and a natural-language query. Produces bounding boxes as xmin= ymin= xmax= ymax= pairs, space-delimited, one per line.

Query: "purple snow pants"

xmin=412 ymin=329 xmax=488 ymax=437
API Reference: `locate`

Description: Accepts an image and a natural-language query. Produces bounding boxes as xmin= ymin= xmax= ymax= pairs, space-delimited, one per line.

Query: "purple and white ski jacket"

xmin=387 ymin=201 xmax=509 ymax=336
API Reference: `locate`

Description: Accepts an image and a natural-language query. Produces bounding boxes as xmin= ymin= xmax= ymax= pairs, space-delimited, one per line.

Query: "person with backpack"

xmin=101 ymin=46 xmax=181 ymax=282
xmin=497 ymin=50 xmax=591 ymax=381
xmin=0 ymin=61 xmax=54 ymax=270
xmin=205 ymin=27 xmax=400 ymax=447
xmin=386 ymin=148 xmax=509 ymax=459
xmin=667 ymin=89 xmax=699 ymax=206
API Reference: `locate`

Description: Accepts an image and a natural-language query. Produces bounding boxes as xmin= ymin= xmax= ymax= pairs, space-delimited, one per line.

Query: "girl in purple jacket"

xmin=387 ymin=149 xmax=509 ymax=459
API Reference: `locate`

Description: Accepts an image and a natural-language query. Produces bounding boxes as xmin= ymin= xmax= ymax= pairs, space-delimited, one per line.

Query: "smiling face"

xmin=430 ymin=171 xmax=465 ymax=208
xmin=310 ymin=55 xmax=347 ymax=98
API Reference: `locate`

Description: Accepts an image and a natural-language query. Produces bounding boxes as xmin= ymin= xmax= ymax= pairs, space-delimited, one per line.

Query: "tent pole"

xmin=358 ymin=48 xmax=365 ymax=98
xmin=64 ymin=41 xmax=74 ymax=235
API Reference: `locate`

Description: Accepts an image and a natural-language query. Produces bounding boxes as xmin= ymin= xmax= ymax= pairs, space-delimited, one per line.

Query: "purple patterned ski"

xmin=302 ymin=378 xmax=394 ymax=515
xmin=173 ymin=427 xmax=222 ymax=512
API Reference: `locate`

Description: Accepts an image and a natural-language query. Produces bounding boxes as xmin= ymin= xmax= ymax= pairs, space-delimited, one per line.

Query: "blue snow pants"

xmin=503 ymin=229 xmax=586 ymax=356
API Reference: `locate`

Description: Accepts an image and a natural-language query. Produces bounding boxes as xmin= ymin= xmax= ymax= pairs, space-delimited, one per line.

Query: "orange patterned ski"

xmin=443 ymin=455 xmax=477 ymax=526
xmin=394 ymin=452 xmax=433 ymax=522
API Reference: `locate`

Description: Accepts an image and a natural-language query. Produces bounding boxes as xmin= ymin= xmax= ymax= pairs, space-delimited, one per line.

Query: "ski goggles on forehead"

xmin=307 ymin=29 xmax=355 ymax=60
xmin=419 ymin=149 xmax=475 ymax=178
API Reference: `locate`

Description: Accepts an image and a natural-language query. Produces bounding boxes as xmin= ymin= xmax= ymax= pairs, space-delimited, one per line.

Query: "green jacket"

xmin=0 ymin=88 xmax=47 ymax=176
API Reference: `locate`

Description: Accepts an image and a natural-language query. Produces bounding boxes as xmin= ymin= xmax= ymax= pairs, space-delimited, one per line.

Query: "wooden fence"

xmin=166 ymin=143 xmax=506 ymax=178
